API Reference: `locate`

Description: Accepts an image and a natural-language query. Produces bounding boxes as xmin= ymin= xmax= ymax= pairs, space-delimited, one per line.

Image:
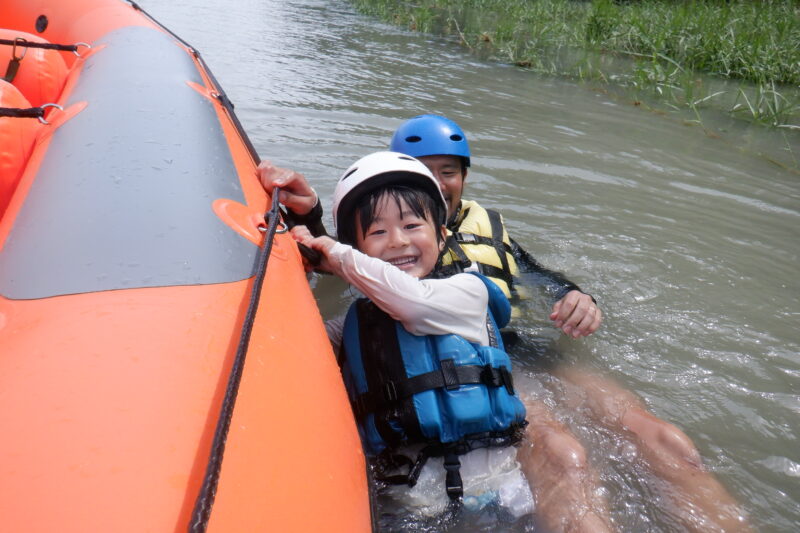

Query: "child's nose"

xmin=388 ymin=227 xmax=409 ymax=247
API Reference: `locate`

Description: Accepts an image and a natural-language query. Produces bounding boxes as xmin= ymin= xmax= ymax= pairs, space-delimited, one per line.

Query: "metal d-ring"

xmin=37 ymin=103 xmax=63 ymax=124
xmin=73 ymin=42 xmax=91 ymax=57
xmin=258 ymin=220 xmax=288 ymax=234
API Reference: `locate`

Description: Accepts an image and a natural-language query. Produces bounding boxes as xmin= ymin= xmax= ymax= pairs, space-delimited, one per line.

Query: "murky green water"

xmin=142 ymin=1 xmax=799 ymax=530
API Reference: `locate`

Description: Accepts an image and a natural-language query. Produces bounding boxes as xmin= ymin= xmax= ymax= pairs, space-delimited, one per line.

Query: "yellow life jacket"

xmin=441 ymin=200 xmax=519 ymax=298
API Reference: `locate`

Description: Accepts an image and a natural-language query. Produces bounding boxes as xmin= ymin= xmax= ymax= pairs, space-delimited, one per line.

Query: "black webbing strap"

xmin=451 ymin=231 xmax=513 ymax=255
xmin=353 ymin=363 xmax=515 ymax=418
xmin=486 ymin=209 xmax=512 ymax=286
xmin=444 ymin=212 xmax=516 ymax=290
xmin=189 ymin=189 xmax=284 ymax=533
xmin=443 ymin=234 xmax=471 ymax=270
xmin=0 ymin=38 xmax=81 ymax=52
xmin=0 ymin=107 xmax=44 ymax=119
xmin=476 ymin=263 xmax=514 ymax=287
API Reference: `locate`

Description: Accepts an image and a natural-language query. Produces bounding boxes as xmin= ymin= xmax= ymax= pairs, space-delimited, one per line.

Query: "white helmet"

xmin=332 ymin=151 xmax=447 ymax=240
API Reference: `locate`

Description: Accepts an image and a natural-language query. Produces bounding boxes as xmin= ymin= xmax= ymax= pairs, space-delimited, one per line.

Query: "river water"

xmin=141 ymin=1 xmax=798 ymax=531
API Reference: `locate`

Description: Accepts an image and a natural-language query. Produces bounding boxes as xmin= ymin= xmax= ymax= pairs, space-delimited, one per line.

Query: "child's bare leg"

xmin=555 ymin=367 xmax=752 ymax=532
xmin=517 ymin=399 xmax=614 ymax=533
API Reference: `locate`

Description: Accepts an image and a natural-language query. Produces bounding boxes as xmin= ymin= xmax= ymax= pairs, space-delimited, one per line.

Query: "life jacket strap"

xmin=475 ymin=263 xmax=515 ymax=287
xmin=443 ymin=452 xmax=463 ymax=499
xmin=451 ymin=231 xmax=513 ymax=255
xmin=444 ymin=221 xmax=516 ymax=290
xmin=352 ymin=362 xmax=516 ymax=418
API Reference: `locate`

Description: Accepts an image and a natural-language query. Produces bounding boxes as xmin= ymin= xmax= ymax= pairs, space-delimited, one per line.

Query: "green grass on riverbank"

xmin=349 ymin=0 xmax=800 ymax=130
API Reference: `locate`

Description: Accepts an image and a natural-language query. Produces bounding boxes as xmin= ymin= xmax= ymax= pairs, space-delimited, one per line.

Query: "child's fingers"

xmin=289 ymin=224 xmax=313 ymax=243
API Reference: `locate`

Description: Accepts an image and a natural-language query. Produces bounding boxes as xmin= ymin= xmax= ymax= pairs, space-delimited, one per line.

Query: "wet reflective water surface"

xmin=142 ymin=1 xmax=798 ymax=531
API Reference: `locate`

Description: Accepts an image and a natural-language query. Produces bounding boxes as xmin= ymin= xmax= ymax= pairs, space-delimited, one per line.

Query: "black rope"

xmin=0 ymin=38 xmax=81 ymax=53
xmin=189 ymin=189 xmax=283 ymax=533
xmin=0 ymin=107 xmax=45 ymax=119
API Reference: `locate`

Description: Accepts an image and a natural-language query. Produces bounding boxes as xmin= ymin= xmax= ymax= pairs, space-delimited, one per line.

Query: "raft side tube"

xmin=0 ymin=26 xmax=257 ymax=300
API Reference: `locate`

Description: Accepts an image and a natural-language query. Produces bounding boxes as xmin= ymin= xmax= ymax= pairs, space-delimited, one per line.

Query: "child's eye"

xmin=367 ymin=228 xmax=386 ymax=237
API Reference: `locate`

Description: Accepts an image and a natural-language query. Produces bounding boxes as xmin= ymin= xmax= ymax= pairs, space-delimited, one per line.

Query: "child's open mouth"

xmin=388 ymin=255 xmax=418 ymax=269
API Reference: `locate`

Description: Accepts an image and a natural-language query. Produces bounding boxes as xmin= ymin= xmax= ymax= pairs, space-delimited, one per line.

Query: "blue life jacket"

xmin=338 ymin=273 xmax=527 ymax=499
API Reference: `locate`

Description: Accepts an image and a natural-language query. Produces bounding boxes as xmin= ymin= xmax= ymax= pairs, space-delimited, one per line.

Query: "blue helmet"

xmin=389 ymin=114 xmax=471 ymax=167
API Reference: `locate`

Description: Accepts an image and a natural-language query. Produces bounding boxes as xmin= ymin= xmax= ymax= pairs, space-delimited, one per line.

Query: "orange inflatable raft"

xmin=0 ymin=1 xmax=371 ymax=531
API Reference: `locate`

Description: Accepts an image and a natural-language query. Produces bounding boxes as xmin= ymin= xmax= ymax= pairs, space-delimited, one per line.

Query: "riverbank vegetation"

xmin=349 ymin=0 xmax=800 ymax=132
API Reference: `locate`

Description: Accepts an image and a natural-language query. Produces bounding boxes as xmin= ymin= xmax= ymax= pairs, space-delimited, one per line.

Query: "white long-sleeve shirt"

xmin=324 ymin=243 xmax=533 ymax=517
xmin=324 ymin=242 xmax=490 ymax=349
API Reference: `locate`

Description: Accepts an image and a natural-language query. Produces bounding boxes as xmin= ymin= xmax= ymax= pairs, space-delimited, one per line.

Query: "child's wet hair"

xmin=338 ymin=185 xmax=446 ymax=247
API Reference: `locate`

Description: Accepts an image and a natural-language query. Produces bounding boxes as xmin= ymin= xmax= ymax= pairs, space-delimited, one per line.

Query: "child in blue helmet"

xmin=390 ymin=114 xmax=601 ymax=338
xmin=291 ymin=151 xmax=539 ymax=525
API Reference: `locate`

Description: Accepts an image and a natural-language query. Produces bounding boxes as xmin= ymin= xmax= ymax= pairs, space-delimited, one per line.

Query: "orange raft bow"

xmin=0 ymin=1 xmax=370 ymax=531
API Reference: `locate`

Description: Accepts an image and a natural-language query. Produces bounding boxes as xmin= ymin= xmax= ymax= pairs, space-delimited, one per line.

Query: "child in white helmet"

xmin=290 ymin=151 xmax=536 ymax=525
xmin=282 ymin=148 xmax=751 ymax=532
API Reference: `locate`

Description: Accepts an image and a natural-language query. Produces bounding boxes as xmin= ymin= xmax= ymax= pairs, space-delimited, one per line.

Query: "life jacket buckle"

xmin=500 ymin=367 xmax=515 ymax=396
xmin=455 ymin=231 xmax=477 ymax=244
xmin=481 ymin=364 xmax=501 ymax=387
xmin=480 ymin=365 xmax=515 ymax=396
xmin=443 ymin=453 xmax=463 ymax=499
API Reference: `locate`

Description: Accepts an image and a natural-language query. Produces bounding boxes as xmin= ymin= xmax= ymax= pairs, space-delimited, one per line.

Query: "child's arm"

xmin=294 ymin=229 xmax=490 ymax=345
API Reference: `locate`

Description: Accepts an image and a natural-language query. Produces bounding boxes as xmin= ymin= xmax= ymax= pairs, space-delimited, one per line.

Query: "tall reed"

xmin=350 ymin=0 xmax=800 ymax=130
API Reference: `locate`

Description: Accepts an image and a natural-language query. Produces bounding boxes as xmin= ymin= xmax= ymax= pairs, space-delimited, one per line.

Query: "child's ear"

xmin=438 ymin=225 xmax=447 ymax=251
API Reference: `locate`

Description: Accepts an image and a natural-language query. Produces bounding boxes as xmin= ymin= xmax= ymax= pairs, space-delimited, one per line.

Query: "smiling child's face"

xmin=355 ymin=194 xmax=445 ymax=279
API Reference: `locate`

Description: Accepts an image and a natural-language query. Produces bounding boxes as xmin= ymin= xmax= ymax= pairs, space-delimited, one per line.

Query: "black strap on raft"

xmin=0 ymin=107 xmax=46 ymax=119
xmin=1 ymin=38 xmax=88 ymax=82
xmin=188 ymin=189 xmax=284 ymax=533
xmin=0 ymin=38 xmax=83 ymax=53
xmin=0 ymin=104 xmax=62 ymax=124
